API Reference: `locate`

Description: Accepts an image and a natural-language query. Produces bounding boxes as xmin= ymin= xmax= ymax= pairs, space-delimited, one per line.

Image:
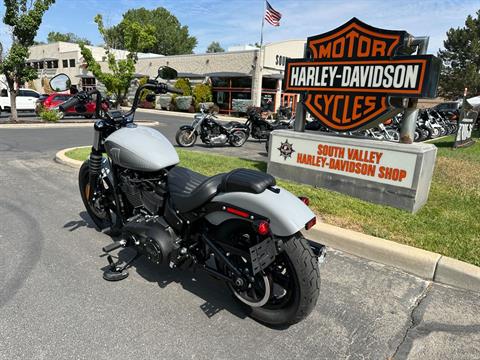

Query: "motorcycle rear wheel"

xmin=219 ymin=225 xmax=320 ymax=327
xmin=175 ymin=128 xmax=197 ymax=147
xmin=229 ymin=130 xmax=248 ymax=147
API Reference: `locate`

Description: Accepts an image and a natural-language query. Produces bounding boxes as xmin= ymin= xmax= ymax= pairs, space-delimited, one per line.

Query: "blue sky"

xmin=1 ymin=0 xmax=479 ymax=54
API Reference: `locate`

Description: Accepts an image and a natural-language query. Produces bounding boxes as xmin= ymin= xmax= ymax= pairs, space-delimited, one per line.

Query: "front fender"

xmin=206 ymin=187 xmax=315 ymax=237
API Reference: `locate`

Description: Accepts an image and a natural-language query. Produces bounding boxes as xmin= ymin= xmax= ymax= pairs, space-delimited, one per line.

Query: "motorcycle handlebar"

xmin=165 ymin=84 xmax=183 ymax=95
xmin=58 ymin=89 xmax=98 ymax=112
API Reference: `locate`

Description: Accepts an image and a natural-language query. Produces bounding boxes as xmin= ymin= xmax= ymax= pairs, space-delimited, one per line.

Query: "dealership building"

xmin=20 ymin=40 xmax=306 ymax=114
xmin=133 ymin=40 xmax=306 ymax=113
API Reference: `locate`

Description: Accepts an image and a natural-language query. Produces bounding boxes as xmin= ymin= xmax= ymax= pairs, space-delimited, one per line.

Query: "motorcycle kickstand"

xmin=103 ymin=247 xmax=140 ymax=282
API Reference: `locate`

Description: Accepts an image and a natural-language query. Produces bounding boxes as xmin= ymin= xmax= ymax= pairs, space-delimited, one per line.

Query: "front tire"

xmin=79 ymin=160 xmax=116 ymax=230
xmin=175 ymin=128 xmax=197 ymax=147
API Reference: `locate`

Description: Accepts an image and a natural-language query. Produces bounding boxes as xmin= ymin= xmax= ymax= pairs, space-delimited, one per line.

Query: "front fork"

xmin=88 ymin=128 xmax=103 ymax=201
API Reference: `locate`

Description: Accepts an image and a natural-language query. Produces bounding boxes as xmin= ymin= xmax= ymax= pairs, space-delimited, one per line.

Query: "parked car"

xmin=37 ymin=93 xmax=101 ymax=119
xmin=0 ymin=88 xmax=41 ymax=113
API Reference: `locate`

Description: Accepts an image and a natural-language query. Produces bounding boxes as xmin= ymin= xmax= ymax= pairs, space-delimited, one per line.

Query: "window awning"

xmin=263 ymin=73 xmax=283 ymax=80
xmin=205 ymin=71 xmax=250 ymax=77
xmin=177 ymin=72 xmax=205 ymax=78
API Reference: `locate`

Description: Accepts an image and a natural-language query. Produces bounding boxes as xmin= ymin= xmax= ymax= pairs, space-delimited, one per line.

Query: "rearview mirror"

xmin=49 ymin=73 xmax=71 ymax=92
xmin=158 ymin=66 xmax=177 ymax=80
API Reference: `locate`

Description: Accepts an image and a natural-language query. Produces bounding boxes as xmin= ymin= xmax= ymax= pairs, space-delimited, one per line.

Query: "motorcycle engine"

xmin=202 ymin=123 xmax=227 ymax=144
xmin=118 ymin=169 xmax=167 ymax=215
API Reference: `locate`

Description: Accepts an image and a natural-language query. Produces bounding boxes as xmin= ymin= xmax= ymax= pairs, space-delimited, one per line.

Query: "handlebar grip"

xmin=59 ymin=96 xmax=81 ymax=112
xmin=166 ymin=84 xmax=184 ymax=95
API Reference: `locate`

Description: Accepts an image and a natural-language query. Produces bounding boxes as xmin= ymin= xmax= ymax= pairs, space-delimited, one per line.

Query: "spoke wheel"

xmin=229 ymin=130 xmax=247 ymax=147
xmin=175 ymin=128 xmax=197 ymax=147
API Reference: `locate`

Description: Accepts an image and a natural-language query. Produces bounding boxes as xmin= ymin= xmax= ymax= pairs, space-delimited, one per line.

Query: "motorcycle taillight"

xmin=305 ymin=217 xmax=316 ymax=230
xmin=299 ymin=196 xmax=310 ymax=206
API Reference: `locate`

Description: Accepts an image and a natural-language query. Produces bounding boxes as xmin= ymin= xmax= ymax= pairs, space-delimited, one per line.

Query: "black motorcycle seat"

xmin=220 ymin=168 xmax=276 ymax=194
xmin=222 ymin=121 xmax=244 ymax=129
xmin=168 ymin=167 xmax=276 ymax=213
xmin=168 ymin=166 xmax=224 ymax=213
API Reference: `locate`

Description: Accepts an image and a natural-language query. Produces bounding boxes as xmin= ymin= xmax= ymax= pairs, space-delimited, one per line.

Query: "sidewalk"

xmin=123 ymin=107 xmax=245 ymax=123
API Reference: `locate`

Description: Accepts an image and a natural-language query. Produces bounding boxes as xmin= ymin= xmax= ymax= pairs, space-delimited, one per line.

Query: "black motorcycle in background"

xmin=176 ymin=105 xmax=249 ymax=147
xmin=245 ymin=107 xmax=295 ymax=152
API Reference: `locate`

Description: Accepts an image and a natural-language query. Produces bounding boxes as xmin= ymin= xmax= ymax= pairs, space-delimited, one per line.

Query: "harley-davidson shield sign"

xmin=284 ymin=18 xmax=441 ymax=131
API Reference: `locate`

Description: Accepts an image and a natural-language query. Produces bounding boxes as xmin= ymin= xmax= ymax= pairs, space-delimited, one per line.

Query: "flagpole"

xmin=260 ymin=1 xmax=265 ymax=47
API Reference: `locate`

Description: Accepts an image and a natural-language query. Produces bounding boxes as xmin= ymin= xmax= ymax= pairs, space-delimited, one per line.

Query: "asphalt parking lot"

xmin=0 ymin=111 xmax=479 ymax=359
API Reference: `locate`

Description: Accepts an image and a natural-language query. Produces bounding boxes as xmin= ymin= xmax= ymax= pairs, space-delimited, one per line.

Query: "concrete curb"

xmin=55 ymin=147 xmax=86 ymax=168
xmin=0 ymin=121 xmax=159 ymax=129
xmin=306 ymin=223 xmax=480 ymax=292
xmin=56 ymin=146 xmax=480 ymax=293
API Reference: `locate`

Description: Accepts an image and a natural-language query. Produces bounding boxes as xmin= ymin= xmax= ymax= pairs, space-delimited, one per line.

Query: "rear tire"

xmin=175 ymin=128 xmax=197 ymax=147
xmin=248 ymin=234 xmax=320 ymax=326
xmin=218 ymin=225 xmax=320 ymax=327
xmin=229 ymin=130 xmax=248 ymax=147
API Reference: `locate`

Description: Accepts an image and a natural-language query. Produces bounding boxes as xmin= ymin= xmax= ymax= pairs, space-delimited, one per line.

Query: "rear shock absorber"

xmin=88 ymin=149 xmax=103 ymax=199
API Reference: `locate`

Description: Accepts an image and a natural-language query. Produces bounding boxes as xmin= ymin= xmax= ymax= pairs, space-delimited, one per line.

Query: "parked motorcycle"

xmin=176 ymin=105 xmax=249 ymax=147
xmin=246 ymin=107 xmax=295 ymax=152
xmin=53 ymin=68 xmax=324 ymax=327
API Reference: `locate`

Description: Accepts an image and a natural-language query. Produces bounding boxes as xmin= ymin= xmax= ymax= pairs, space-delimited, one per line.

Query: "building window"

xmin=211 ymin=77 xmax=229 ymax=87
xmin=62 ymin=59 xmax=68 ymax=68
xmin=81 ymin=77 xmax=96 ymax=91
xmin=231 ymin=77 xmax=251 ymax=88
xmin=69 ymin=59 xmax=75 ymax=67
xmin=53 ymin=60 xmax=58 ymax=68
xmin=262 ymin=78 xmax=277 ymax=89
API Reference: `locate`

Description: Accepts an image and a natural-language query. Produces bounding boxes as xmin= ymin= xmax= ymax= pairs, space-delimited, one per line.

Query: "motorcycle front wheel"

xmin=79 ymin=160 xmax=117 ymax=231
xmin=175 ymin=128 xmax=197 ymax=147
xmin=229 ymin=130 xmax=248 ymax=147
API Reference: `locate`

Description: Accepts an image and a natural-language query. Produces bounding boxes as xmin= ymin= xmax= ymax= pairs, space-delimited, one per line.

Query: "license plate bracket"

xmin=249 ymin=238 xmax=277 ymax=275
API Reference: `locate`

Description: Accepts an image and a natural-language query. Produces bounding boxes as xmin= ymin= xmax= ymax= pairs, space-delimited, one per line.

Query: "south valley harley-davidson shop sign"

xmin=284 ymin=18 xmax=441 ymax=131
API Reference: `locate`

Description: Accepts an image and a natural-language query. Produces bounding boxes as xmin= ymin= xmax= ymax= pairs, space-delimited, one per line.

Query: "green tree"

xmin=79 ymin=14 xmax=156 ymax=107
xmin=103 ymin=7 xmax=197 ymax=55
xmin=438 ymin=10 xmax=480 ymax=99
xmin=47 ymin=31 xmax=92 ymax=45
xmin=0 ymin=0 xmax=54 ymax=122
xmin=206 ymin=41 xmax=224 ymax=53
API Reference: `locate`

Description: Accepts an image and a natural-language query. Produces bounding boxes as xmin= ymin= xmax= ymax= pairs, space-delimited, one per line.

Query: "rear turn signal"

xmin=299 ymin=196 xmax=310 ymax=205
xmin=305 ymin=217 xmax=316 ymax=230
xmin=254 ymin=220 xmax=270 ymax=235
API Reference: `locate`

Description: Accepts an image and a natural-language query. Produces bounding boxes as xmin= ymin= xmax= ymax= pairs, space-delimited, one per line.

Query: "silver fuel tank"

xmin=104 ymin=126 xmax=179 ymax=172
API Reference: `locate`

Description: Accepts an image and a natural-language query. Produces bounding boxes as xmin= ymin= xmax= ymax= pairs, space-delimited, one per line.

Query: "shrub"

xmin=174 ymin=78 xmax=192 ymax=96
xmin=175 ymin=96 xmax=193 ymax=111
xmin=193 ymin=83 xmax=212 ymax=104
xmin=39 ymin=107 xmax=61 ymax=122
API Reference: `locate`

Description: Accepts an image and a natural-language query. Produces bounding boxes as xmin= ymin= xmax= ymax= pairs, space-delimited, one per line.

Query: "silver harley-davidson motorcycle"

xmin=52 ymin=68 xmax=324 ymax=327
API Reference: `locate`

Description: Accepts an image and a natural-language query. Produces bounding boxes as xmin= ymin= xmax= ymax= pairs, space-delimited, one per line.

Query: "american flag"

xmin=265 ymin=1 xmax=282 ymax=27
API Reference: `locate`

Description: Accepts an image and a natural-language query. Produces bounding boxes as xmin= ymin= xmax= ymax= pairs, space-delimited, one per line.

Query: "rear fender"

xmin=206 ymin=187 xmax=315 ymax=237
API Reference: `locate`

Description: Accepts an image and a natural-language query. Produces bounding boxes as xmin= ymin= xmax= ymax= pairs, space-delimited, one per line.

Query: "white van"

xmin=0 ymin=88 xmax=41 ymax=113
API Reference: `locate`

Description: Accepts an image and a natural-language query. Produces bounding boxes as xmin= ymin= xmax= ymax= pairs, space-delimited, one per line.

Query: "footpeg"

xmin=102 ymin=241 xmax=122 ymax=253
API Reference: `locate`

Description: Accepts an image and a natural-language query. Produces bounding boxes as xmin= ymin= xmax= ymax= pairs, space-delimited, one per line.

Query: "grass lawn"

xmin=66 ymin=132 xmax=480 ymax=266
